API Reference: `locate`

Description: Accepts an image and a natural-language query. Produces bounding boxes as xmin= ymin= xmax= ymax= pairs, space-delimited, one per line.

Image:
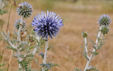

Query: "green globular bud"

xmin=101 ymin=27 xmax=109 ymax=35
xmin=15 ymin=19 xmax=26 ymax=30
xmin=82 ymin=32 xmax=88 ymax=38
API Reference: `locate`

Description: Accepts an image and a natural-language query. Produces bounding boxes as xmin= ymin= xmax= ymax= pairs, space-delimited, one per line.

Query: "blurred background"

xmin=0 ymin=0 xmax=113 ymax=71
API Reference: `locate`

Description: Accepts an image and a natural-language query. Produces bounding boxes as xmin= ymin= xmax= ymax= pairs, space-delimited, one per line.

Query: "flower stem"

xmin=42 ymin=40 xmax=49 ymax=71
xmin=18 ymin=16 xmax=23 ymax=42
xmin=17 ymin=16 xmax=23 ymax=69
xmin=84 ymin=26 xmax=102 ymax=71
xmin=84 ymin=37 xmax=89 ymax=58
xmin=33 ymin=35 xmax=40 ymax=55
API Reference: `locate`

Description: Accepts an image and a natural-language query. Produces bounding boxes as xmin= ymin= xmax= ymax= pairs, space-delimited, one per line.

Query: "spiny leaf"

xmin=47 ymin=46 xmax=53 ymax=50
xmin=82 ymin=51 xmax=89 ymax=61
xmin=86 ymin=67 xmax=99 ymax=71
xmin=93 ymin=45 xmax=97 ymax=51
xmin=34 ymin=58 xmax=38 ymax=65
xmin=40 ymin=63 xmax=59 ymax=71
xmin=14 ymin=31 xmax=18 ymax=36
xmin=39 ymin=52 xmax=44 ymax=59
xmin=0 ymin=9 xmax=7 ymax=15
xmin=12 ymin=39 xmax=18 ymax=44
xmin=80 ymin=46 xmax=85 ymax=50
xmin=89 ymin=39 xmax=96 ymax=45
xmin=27 ymin=54 xmax=34 ymax=57
xmin=20 ymin=55 xmax=24 ymax=58
xmin=18 ymin=42 xmax=27 ymax=49
xmin=91 ymin=51 xmax=98 ymax=56
xmin=74 ymin=68 xmax=82 ymax=71
xmin=98 ymin=38 xmax=101 ymax=42
xmin=98 ymin=41 xmax=105 ymax=50
xmin=30 ymin=46 xmax=35 ymax=49
xmin=6 ymin=46 xmax=17 ymax=51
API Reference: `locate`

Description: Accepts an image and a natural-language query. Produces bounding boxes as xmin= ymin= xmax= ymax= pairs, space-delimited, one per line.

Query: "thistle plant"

xmin=31 ymin=11 xmax=63 ymax=71
xmin=1 ymin=1 xmax=63 ymax=71
xmin=1 ymin=2 xmax=43 ymax=71
xmin=75 ymin=14 xmax=111 ymax=71
xmin=1 ymin=0 xmax=111 ymax=71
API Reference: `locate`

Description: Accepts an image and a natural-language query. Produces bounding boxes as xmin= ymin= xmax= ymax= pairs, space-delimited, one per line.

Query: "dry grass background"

xmin=0 ymin=0 xmax=113 ymax=71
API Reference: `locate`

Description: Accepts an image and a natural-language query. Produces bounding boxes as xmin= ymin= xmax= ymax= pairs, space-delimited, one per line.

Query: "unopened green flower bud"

xmin=101 ymin=27 xmax=109 ymax=35
xmin=15 ymin=19 xmax=26 ymax=30
xmin=82 ymin=32 xmax=88 ymax=38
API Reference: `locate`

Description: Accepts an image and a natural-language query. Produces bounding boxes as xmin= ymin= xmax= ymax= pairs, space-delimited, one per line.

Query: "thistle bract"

xmin=17 ymin=2 xmax=33 ymax=18
xmin=15 ymin=19 xmax=26 ymax=30
xmin=32 ymin=11 xmax=63 ymax=40
xmin=98 ymin=14 xmax=111 ymax=26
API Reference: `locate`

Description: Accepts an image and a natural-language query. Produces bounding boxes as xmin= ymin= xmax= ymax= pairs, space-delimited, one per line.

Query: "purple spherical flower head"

xmin=98 ymin=14 xmax=111 ymax=26
xmin=32 ymin=11 xmax=63 ymax=40
xmin=17 ymin=2 xmax=33 ymax=18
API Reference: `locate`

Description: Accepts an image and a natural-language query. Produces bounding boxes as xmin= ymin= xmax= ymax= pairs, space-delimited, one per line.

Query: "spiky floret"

xmin=17 ymin=2 xmax=33 ymax=18
xmin=31 ymin=11 xmax=63 ymax=40
xmin=98 ymin=14 xmax=111 ymax=26
xmin=15 ymin=19 xmax=26 ymax=30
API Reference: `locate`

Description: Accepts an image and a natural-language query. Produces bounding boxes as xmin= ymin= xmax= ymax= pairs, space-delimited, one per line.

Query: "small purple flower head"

xmin=98 ymin=14 xmax=111 ymax=26
xmin=17 ymin=2 xmax=33 ymax=18
xmin=32 ymin=11 xmax=63 ymax=41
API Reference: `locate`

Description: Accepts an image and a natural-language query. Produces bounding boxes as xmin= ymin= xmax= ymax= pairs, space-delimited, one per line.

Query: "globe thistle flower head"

xmin=32 ymin=11 xmax=63 ymax=41
xmin=98 ymin=14 xmax=111 ymax=26
xmin=101 ymin=26 xmax=109 ymax=35
xmin=17 ymin=2 xmax=33 ymax=18
xmin=15 ymin=19 xmax=26 ymax=30
xmin=82 ymin=32 xmax=88 ymax=38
